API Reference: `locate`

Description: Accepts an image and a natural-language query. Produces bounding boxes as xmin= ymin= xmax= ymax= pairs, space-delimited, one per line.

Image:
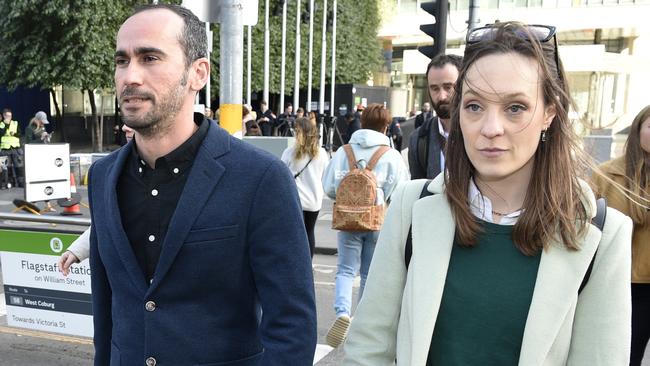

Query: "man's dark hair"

xmin=425 ymin=54 xmax=463 ymax=76
xmin=132 ymin=4 xmax=207 ymax=67
xmin=2 ymin=108 xmax=11 ymax=114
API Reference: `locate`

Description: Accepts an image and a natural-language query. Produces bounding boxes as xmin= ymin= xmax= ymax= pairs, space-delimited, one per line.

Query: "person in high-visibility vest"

xmin=0 ymin=108 xmax=21 ymax=150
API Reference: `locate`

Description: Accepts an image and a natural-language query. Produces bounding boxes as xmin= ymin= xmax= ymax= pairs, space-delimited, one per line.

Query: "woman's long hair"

xmin=294 ymin=117 xmax=319 ymax=160
xmin=624 ymin=105 xmax=650 ymax=224
xmin=445 ymin=22 xmax=590 ymax=255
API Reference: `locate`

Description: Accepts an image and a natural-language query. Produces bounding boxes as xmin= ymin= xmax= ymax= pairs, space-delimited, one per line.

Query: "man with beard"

xmin=408 ymin=54 xmax=462 ymax=179
xmin=88 ymin=4 xmax=316 ymax=366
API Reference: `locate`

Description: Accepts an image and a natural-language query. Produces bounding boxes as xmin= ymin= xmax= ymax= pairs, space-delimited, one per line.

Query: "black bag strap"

xmin=404 ymin=179 xmax=433 ymax=268
xmin=293 ymin=157 xmax=313 ymax=179
xmin=578 ymin=197 xmax=607 ymax=294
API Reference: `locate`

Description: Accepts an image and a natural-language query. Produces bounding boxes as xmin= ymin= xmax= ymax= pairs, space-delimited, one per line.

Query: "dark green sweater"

xmin=427 ymin=221 xmax=541 ymax=366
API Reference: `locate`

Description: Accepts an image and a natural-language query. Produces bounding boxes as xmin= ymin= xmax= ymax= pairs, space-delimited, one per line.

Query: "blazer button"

xmin=145 ymin=301 xmax=156 ymax=312
xmin=145 ymin=357 xmax=156 ymax=366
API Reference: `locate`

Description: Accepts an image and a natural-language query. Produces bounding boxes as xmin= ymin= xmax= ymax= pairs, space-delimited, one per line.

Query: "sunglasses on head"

xmin=466 ymin=24 xmax=561 ymax=80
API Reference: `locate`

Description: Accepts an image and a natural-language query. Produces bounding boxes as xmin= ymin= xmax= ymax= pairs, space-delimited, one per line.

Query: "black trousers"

xmin=631 ymin=283 xmax=650 ymax=366
xmin=303 ymin=210 xmax=319 ymax=259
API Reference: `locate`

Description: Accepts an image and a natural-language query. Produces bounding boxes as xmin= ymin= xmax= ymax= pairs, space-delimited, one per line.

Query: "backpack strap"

xmin=405 ymin=179 xmax=434 ymax=269
xmin=342 ymin=144 xmax=358 ymax=170
xmin=578 ymin=197 xmax=607 ymax=294
xmin=366 ymin=146 xmax=391 ymax=171
xmin=404 ymin=190 xmax=608 ymax=295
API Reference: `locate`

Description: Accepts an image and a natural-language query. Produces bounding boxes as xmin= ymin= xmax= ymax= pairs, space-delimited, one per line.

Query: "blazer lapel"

xmin=408 ymin=187 xmax=455 ymax=365
xmin=518 ymin=225 xmax=601 ymax=365
xmin=428 ymin=120 xmax=442 ymax=177
xmin=148 ymin=124 xmax=229 ymax=292
xmin=103 ymin=144 xmax=149 ymax=294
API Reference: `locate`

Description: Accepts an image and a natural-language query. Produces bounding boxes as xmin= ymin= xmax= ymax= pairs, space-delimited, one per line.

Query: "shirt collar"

xmin=438 ymin=118 xmax=449 ymax=139
xmin=468 ymin=178 xmax=522 ymax=225
xmin=131 ymin=115 xmax=209 ymax=177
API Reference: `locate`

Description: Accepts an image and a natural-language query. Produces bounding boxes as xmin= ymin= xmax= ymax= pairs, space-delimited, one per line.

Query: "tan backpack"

xmin=332 ymin=144 xmax=390 ymax=232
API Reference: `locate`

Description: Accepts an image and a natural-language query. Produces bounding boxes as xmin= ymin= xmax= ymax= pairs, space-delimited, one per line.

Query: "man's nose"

xmin=117 ymin=62 xmax=144 ymax=87
xmin=439 ymin=90 xmax=450 ymax=102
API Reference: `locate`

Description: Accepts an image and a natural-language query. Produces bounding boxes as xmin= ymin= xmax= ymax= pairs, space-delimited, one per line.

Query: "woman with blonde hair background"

xmin=592 ymin=105 xmax=650 ymax=366
xmin=343 ymin=22 xmax=632 ymax=365
xmin=281 ymin=116 xmax=328 ymax=258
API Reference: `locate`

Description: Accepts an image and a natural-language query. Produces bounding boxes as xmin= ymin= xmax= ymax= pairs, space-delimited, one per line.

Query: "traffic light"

xmin=418 ymin=0 xmax=449 ymax=59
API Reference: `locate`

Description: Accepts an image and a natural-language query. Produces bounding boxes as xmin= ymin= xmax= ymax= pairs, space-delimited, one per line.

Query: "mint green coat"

xmin=343 ymin=175 xmax=632 ymax=366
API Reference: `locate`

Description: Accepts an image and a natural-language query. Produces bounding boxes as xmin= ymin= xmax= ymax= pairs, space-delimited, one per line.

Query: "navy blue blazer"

xmin=89 ymin=121 xmax=317 ymax=366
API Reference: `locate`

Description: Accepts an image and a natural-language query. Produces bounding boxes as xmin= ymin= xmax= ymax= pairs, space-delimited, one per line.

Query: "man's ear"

xmin=190 ymin=58 xmax=210 ymax=92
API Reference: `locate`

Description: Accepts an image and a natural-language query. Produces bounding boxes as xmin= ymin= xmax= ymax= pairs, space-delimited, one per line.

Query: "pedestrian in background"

xmin=257 ymin=100 xmax=276 ymax=136
xmin=322 ymin=103 xmax=409 ymax=348
xmin=88 ymin=4 xmax=316 ymax=365
xmin=408 ymin=54 xmax=462 ymax=179
xmin=344 ymin=111 xmax=360 ymax=144
xmin=592 ymin=105 xmax=650 ymax=366
xmin=24 ymin=111 xmax=50 ymax=144
xmin=308 ymin=110 xmax=318 ymax=126
xmin=343 ymin=22 xmax=632 ymax=365
xmin=414 ymin=102 xmax=432 ymax=129
xmin=281 ymin=117 xmax=328 ymax=258
xmin=296 ymin=107 xmax=305 ymax=119
xmin=0 ymin=108 xmax=21 ymax=150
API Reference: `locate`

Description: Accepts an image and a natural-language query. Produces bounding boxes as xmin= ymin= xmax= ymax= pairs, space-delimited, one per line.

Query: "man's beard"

xmin=432 ymin=100 xmax=450 ymax=119
xmin=120 ymin=71 xmax=188 ymax=138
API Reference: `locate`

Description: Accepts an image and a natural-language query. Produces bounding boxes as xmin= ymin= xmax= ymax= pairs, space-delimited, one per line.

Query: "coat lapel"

xmin=518 ymin=224 xmax=601 ymax=365
xmin=408 ymin=178 xmax=455 ymax=365
xmin=147 ymin=123 xmax=229 ymax=293
xmin=103 ymin=143 xmax=149 ymax=294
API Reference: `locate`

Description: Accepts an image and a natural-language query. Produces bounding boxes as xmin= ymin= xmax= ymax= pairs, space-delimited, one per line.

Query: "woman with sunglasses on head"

xmin=342 ymin=21 xmax=632 ymax=365
xmin=592 ymin=105 xmax=650 ymax=366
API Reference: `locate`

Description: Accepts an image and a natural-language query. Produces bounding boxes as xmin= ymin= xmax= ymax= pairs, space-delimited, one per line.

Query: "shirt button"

xmin=145 ymin=356 xmax=156 ymax=366
xmin=140 ymin=159 xmax=146 ymax=166
xmin=145 ymin=301 xmax=156 ymax=312
xmin=148 ymin=235 xmax=155 ymax=242
xmin=138 ymin=167 xmax=142 ymax=173
xmin=151 ymin=189 xmax=158 ymax=196
xmin=173 ymin=168 xmax=179 ymax=174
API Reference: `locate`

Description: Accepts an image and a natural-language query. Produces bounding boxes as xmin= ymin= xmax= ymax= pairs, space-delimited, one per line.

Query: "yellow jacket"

xmin=593 ymin=156 xmax=650 ymax=283
xmin=0 ymin=120 xmax=20 ymax=149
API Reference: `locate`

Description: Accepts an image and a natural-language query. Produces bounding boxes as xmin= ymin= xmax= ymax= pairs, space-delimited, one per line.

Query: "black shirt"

xmin=117 ymin=116 xmax=209 ymax=283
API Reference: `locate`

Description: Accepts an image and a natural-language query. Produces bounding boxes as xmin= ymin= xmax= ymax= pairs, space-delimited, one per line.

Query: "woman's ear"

xmin=543 ymin=104 xmax=556 ymax=129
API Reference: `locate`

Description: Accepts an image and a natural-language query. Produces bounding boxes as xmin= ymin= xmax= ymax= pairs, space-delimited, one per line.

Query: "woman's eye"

xmin=465 ymin=103 xmax=481 ymax=112
xmin=507 ymin=104 xmax=526 ymax=113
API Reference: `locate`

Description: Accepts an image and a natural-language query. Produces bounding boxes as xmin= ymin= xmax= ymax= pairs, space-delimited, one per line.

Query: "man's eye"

xmin=143 ymin=55 xmax=158 ymax=62
xmin=115 ymin=58 xmax=128 ymax=66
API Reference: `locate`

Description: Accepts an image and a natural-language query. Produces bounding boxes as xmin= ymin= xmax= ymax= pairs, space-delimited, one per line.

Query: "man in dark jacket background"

xmin=408 ymin=54 xmax=462 ymax=179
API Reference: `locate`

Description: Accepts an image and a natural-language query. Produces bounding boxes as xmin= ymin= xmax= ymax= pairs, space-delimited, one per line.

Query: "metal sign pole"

xmin=293 ymin=0 xmax=302 ymax=111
